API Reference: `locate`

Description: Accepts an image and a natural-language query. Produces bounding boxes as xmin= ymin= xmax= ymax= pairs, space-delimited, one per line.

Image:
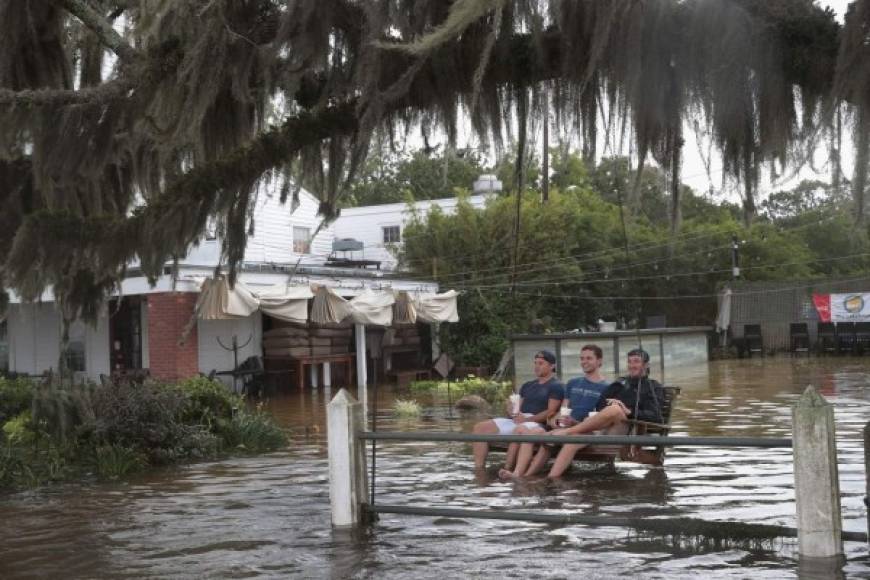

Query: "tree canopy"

xmin=1 ymin=0 xmax=868 ymax=323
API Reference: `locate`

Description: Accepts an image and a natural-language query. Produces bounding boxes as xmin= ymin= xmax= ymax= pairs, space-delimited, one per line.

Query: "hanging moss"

xmin=0 ymin=0 xmax=862 ymax=321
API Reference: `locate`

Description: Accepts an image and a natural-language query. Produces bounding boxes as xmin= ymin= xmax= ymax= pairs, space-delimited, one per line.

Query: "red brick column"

xmin=147 ymin=292 xmax=199 ymax=382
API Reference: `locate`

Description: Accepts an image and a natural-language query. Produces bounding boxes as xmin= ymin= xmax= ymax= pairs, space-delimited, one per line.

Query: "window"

xmin=293 ymin=226 xmax=311 ymax=254
xmin=383 ymin=225 xmax=401 ymax=244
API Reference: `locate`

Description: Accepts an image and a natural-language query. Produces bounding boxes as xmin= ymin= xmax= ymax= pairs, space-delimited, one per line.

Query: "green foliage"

xmin=402 ymin=151 xmax=862 ymax=367
xmin=409 ymin=377 xmax=512 ymax=406
xmin=89 ymin=445 xmax=145 ymax=480
xmin=0 ymin=376 xmax=285 ymax=491
xmin=2 ymin=411 xmax=33 ymax=445
xmin=0 ymin=376 xmax=35 ymax=426
xmin=392 ymin=399 xmax=422 ymax=418
xmin=345 ymin=148 xmax=485 ymax=207
xmin=221 ymin=406 xmax=287 ymax=452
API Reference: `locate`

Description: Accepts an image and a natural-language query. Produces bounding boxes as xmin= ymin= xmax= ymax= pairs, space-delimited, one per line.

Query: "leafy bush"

xmin=175 ymin=376 xmax=240 ymax=426
xmin=392 ymin=399 xmax=422 ymax=417
xmin=0 ymin=377 xmax=35 ymax=425
xmin=89 ymin=445 xmax=146 ymax=480
xmin=408 ymin=376 xmax=512 ymax=405
xmin=221 ymin=407 xmax=286 ymax=452
xmin=2 ymin=410 xmax=33 ymax=445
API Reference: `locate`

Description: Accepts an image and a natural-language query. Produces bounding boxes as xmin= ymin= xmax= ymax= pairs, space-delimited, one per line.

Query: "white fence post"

xmin=327 ymin=388 xmax=369 ymax=527
xmin=792 ymin=385 xmax=843 ymax=558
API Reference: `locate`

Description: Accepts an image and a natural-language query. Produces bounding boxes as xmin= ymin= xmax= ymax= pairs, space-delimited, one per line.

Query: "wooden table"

xmin=265 ymin=353 xmax=355 ymax=391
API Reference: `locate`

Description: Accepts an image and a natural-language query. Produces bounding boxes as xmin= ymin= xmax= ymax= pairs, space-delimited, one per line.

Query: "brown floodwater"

xmin=0 ymin=357 xmax=868 ymax=578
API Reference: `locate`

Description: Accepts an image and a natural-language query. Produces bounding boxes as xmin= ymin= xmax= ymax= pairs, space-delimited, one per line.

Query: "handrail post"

xmin=327 ymin=388 xmax=369 ymax=527
xmin=792 ymin=386 xmax=843 ymax=557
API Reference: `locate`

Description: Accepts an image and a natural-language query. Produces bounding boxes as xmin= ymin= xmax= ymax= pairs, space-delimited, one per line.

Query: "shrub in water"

xmin=222 ymin=406 xmax=286 ymax=452
xmin=90 ymin=444 xmax=145 ymax=480
xmin=392 ymin=399 xmax=422 ymax=418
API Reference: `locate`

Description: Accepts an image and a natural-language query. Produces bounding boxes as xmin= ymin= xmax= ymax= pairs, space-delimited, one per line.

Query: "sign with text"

xmin=813 ymin=292 xmax=870 ymax=322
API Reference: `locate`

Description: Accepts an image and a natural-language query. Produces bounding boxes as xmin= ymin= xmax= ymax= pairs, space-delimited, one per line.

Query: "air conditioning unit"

xmin=332 ymin=238 xmax=364 ymax=252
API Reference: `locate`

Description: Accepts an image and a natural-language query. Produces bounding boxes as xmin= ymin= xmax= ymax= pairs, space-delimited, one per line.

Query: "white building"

xmin=2 ymin=187 xmax=469 ymax=389
xmin=332 ymin=194 xmax=491 ymax=270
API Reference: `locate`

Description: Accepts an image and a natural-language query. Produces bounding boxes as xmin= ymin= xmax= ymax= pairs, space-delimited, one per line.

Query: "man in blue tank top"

xmin=500 ymin=344 xmax=609 ymax=479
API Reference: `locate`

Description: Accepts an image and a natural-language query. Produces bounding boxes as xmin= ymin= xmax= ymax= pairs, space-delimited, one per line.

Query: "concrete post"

xmin=327 ymin=388 xmax=369 ymax=527
xmin=792 ymin=385 xmax=843 ymax=558
xmin=431 ymin=323 xmax=441 ymax=362
xmin=323 ymin=362 xmax=331 ymax=388
xmin=354 ymin=323 xmax=368 ymax=416
xmin=310 ymin=363 xmax=319 ymax=388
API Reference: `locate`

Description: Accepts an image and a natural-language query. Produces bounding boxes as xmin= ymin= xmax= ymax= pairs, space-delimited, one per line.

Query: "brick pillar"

xmin=146 ymin=292 xmax=199 ymax=382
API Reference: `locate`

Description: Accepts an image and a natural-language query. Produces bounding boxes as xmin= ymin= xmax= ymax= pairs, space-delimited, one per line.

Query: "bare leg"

xmin=510 ymin=426 xmax=545 ymax=477
xmin=548 ymin=443 xmax=584 ymax=478
xmin=525 ymin=445 xmax=552 ymax=476
xmin=472 ymin=420 xmax=498 ymax=470
xmin=504 ymin=442 xmax=519 ymax=471
xmin=547 ymin=406 xmax=629 ymax=478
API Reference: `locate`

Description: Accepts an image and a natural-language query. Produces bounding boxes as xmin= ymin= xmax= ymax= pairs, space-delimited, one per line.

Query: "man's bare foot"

xmin=498 ymin=468 xmax=516 ymax=480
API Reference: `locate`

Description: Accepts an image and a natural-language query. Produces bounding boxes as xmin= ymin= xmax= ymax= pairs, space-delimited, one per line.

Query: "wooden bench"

xmin=491 ymin=386 xmax=681 ymax=468
xmin=574 ymin=386 xmax=681 ymax=466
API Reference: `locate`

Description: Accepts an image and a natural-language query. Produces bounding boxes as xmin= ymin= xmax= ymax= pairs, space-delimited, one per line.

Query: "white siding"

xmin=197 ymin=313 xmax=263 ymax=388
xmin=333 ymin=195 xmax=490 ymax=270
xmin=7 ymin=303 xmax=110 ymax=381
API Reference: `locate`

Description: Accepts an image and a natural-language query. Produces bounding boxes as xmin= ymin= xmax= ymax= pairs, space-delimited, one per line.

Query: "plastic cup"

xmin=509 ymin=394 xmax=520 ymax=416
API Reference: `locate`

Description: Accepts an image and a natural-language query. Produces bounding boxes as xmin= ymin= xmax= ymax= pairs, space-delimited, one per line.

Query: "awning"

xmin=196 ymin=277 xmax=458 ymax=326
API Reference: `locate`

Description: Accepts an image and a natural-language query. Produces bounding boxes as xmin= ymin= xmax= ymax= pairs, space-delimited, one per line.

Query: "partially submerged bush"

xmin=408 ymin=376 xmax=512 ymax=406
xmin=392 ymin=399 xmax=422 ymax=418
xmin=0 ymin=376 xmax=285 ymax=490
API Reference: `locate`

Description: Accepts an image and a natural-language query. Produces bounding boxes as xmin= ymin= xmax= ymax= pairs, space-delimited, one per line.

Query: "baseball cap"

xmin=627 ymin=348 xmax=650 ymax=363
xmin=534 ymin=350 xmax=557 ymax=365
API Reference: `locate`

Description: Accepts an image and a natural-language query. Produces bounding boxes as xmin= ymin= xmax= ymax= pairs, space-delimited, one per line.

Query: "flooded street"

xmin=1 ymin=357 xmax=869 ymax=578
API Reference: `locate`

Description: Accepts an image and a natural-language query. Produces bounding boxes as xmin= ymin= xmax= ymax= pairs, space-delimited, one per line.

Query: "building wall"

xmin=333 ymin=195 xmax=490 ymax=270
xmin=197 ymin=313 xmax=263 ymax=388
xmin=181 ymin=188 xmax=335 ymax=267
xmin=513 ymin=329 xmax=710 ymax=386
xmin=6 ymin=303 xmax=110 ymax=381
xmin=146 ymin=293 xmax=200 ymax=381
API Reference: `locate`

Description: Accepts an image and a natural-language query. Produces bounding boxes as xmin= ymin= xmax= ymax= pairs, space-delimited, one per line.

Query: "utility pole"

xmin=731 ymin=235 xmax=741 ymax=279
xmin=542 ymin=94 xmax=549 ymax=204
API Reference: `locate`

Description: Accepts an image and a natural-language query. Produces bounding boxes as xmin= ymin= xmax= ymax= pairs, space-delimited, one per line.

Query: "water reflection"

xmin=0 ymin=357 xmax=868 ymax=578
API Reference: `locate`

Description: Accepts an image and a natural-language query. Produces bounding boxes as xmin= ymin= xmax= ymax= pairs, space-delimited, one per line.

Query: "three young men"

xmin=482 ymin=346 xmax=663 ymax=480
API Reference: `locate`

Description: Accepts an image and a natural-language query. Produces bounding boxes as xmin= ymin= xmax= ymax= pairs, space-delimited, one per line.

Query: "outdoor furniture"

xmin=492 ymin=386 xmax=681 ymax=468
xmin=743 ymin=324 xmax=764 ymax=356
xmin=574 ymin=386 xmax=681 ymax=466
xmin=816 ymin=322 xmax=837 ymax=354
xmin=836 ymin=322 xmax=857 ymax=353
xmin=264 ymin=353 xmax=355 ymax=390
xmin=855 ymin=322 xmax=870 ymax=354
xmin=215 ymin=356 xmax=264 ymax=395
xmin=789 ymin=323 xmax=810 ymax=355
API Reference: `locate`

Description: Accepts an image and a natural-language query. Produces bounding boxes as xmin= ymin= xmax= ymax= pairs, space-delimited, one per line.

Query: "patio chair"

xmin=836 ymin=322 xmax=857 ymax=354
xmin=816 ymin=322 xmax=837 ymax=354
xmin=789 ymin=323 xmax=810 ymax=355
xmin=855 ymin=322 xmax=870 ymax=354
xmin=744 ymin=324 xmax=763 ymax=357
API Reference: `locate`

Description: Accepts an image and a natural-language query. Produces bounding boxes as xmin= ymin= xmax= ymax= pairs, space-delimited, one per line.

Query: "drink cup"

xmin=557 ymin=406 xmax=571 ymax=427
xmin=509 ymin=394 xmax=521 ymax=416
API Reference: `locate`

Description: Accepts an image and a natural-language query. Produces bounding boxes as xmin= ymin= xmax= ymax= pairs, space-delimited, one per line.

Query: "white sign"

xmin=829 ymin=293 xmax=870 ymax=322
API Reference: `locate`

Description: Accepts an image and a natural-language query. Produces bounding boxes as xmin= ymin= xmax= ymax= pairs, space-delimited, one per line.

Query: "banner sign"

xmin=812 ymin=293 xmax=831 ymax=322
xmin=813 ymin=292 xmax=870 ymax=322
